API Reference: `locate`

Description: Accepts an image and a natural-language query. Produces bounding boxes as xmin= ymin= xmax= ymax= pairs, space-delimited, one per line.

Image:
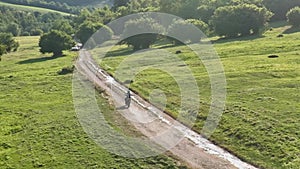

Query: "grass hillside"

xmin=0 ymin=0 xmax=110 ymax=7
xmin=0 ymin=0 xmax=111 ymax=14
xmin=0 ymin=1 xmax=72 ymax=15
xmin=0 ymin=36 xmax=184 ymax=168
xmin=95 ymin=22 xmax=300 ymax=169
xmin=46 ymin=0 xmax=111 ymax=6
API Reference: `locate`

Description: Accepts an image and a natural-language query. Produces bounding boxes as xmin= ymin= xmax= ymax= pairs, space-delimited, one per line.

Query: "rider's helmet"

xmin=127 ymin=91 xmax=131 ymax=98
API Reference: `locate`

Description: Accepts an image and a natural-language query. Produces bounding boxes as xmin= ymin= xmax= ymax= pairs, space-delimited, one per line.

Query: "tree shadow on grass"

xmin=17 ymin=55 xmax=65 ymax=64
xmin=157 ymin=43 xmax=177 ymax=49
xmin=283 ymin=26 xmax=300 ymax=34
xmin=103 ymin=41 xmax=186 ymax=58
xmin=211 ymin=34 xmax=265 ymax=44
xmin=269 ymin=21 xmax=288 ymax=29
xmin=104 ymin=46 xmax=135 ymax=58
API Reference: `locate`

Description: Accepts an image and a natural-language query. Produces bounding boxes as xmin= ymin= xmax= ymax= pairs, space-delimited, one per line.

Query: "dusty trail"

xmin=75 ymin=50 xmax=258 ymax=169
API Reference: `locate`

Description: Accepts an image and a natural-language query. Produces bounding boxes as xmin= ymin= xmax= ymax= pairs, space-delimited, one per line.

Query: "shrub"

xmin=58 ymin=65 xmax=75 ymax=75
xmin=0 ymin=33 xmax=19 ymax=60
xmin=287 ymin=6 xmax=300 ymax=27
xmin=0 ymin=45 xmax=6 ymax=59
xmin=0 ymin=33 xmax=19 ymax=53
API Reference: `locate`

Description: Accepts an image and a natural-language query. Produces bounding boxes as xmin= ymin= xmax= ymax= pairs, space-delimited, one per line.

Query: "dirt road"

xmin=75 ymin=50 xmax=258 ymax=169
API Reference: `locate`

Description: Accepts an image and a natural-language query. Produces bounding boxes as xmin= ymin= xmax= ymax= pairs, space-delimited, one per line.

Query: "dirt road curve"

xmin=75 ymin=50 xmax=258 ymax=169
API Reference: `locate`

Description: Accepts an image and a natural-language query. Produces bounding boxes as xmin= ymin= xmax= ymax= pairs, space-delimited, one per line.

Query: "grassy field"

xmin=0 ymin=36 xmax=185 ymax=168
xmin=0 ymin=1 xmax=72 ymax=16
xmin=95 ymin=22 xmax=300 ymax=169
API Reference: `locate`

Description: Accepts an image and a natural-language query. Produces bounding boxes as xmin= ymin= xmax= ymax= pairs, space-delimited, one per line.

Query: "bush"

xmin=58 ymin=65 xmax=75 ymax=75
xmin=121 ymin=17 xmax=165 ymax=50
xmin=0 ymin=33 xmax=19 ymax=53
xmin=287 ymin=6 xmax=300 ymax=27
xmin=0 ymin=33 xmax=19 ymax=60
xmin=0 ymin=45 xmax=6 ymax=57
xmin=211 ymin=4 xmax=273 ymax=38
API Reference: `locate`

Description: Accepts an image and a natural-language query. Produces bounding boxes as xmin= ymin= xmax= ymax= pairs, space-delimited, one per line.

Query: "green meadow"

xmin=0 ymin=37 xmax=184 ymax=168
xmin=95 ymin=22 xmax=300 ymax=169
xmin=0 ymin=1 xmax=72 ymax=16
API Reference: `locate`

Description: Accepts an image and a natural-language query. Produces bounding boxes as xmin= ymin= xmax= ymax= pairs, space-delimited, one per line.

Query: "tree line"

xmin=112 ymin=0 xmax=300 ymax=21
xmin=2 ymin=0 xmax=299 ymax=38
xmin=0 ymin=0 xmax=109 ymax=14
xmin=0 ymin=0 xmax=77 ymax=14
xmin=1 ymin=0 xmax=300 ymax=59
xmin=0 ymin=6 xmax=71 ymax=36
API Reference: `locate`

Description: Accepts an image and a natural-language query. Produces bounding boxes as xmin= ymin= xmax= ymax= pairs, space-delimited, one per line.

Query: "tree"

xmin=287 ymin=7 xmax=300 ymax=27
xmin=0 ymin=33 xmax=19 ymax=60
xmin=211 ymin=4 xmax=273 ymax=38
xmin=121 ymin=17 xmax=165 ymax=50
xmin=73 ymin=8 xmax=92 ymax=26
xmin=177 ymin=0 xmax=201 ymax=19
xmin=196 ymin=0 xmax=264 ymax=24
xmin=116 ymin=6 xmax=131 ymax=17
xmin=167 ymin=19 xmax=204 ymax=45
xmin=113 ymin=0 xmax=130 ymax=9
xmin=159 ymin=0 xmax=182 ymax=15
xmin=92 ymin=7 xmax=116 ymax=24
xmin=197 ymin=5 xmax=216 ymax=23
xmin=6 ymin=23 xmax=21 ymax=36
xmin=263 ymin=0 xmax=300 ymax=21
xmin=0 ymin=33 xmax=19 ymax=52
xmin=30 ymin=28 xmax=43 ymax=36
xmin=51 ymin=20 xmax=74 ymax=35
xmin=186 ymin=19 xmax=209 ymax=35
xmin=39 ymin=30 xmax=74 ymax=57
xmin=76 ymin=21 xmax=113 ymax=44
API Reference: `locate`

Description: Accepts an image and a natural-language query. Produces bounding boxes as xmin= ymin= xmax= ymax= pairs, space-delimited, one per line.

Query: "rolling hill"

xmin=93 ymin=22 xmax=300 ymax=169
xmin=0 ymin=36 xmax=184 ymax=169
